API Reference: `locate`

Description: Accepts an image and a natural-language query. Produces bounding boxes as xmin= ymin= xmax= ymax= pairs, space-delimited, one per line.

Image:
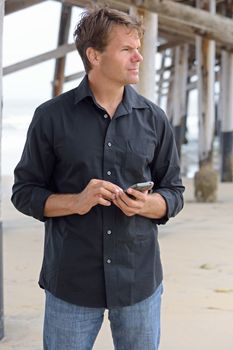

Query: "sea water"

xmin=1 ymin=97 xmax=199 ymax=178
xmin=2 ymin=98 xmax=42 ymax=176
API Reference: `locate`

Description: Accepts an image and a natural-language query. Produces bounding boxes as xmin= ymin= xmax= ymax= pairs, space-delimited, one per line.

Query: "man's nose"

xmin=132 ymin=51 xmax=143 ymax=62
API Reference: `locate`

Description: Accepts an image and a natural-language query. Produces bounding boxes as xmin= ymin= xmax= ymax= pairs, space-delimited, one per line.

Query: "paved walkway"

xmin=1 ymin=177 xmax=233 ymax=349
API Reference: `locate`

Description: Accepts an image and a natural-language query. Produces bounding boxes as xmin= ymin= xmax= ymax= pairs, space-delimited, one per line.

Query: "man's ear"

xmin=86 ymin=47 xmax=101 ymax=67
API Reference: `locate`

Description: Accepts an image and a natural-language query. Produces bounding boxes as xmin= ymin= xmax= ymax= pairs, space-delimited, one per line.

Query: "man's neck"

xmin=88 ymin=73 xmax=124 ymax=118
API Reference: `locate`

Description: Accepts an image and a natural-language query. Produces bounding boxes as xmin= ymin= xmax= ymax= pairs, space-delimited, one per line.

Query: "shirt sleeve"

xmin=11 ymin=107 xmax=55 ymax=222
xmin=150 ymin=108 xmax=185 ymax=225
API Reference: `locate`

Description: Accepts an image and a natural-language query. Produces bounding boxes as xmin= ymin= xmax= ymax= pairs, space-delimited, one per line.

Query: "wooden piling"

xmin=135 ymin=9 xmax=158 ymax=102
xmin=165 ymin=49 xmax=174 ymax=123
xmin=52 ymin=3 xmax=72 ymax=97
xmin=194 ymin=0 xmax=218 ymax=202
xmin=173 ymin=44 xmax=189 ymax=157
xmin=219 ymin=50 xmax=233 ymax=181
xmin=157 ymin=50 xmax=167 ymax=107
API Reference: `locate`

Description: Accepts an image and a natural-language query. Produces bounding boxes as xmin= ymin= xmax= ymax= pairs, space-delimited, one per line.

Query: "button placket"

xmin=103 ymin=120 xmax=116 ymax=180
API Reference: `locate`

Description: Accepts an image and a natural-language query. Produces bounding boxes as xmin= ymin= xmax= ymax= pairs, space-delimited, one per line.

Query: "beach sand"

xmin=1 ymin=176 xmax=233 ymax=350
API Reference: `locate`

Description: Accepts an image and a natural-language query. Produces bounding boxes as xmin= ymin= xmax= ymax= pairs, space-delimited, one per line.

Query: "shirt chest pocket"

xmin=124 ymin=139 xmax=155 ymax=183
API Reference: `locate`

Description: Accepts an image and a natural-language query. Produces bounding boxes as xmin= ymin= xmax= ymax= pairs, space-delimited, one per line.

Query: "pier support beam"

xmin=166 ymin=49 xmax=175 ymax=122
xmin=133 ymin=8 xmax=158 ymax=102
xmin=219 ymin=51 xmax=233 ymax=182
xmin=52 ymin=3 xmax=72 ymax=97
xmin=194 ymin=0 xmax=218 ymax=202
xmin=173 ymin=44 xmax=189 ymax=157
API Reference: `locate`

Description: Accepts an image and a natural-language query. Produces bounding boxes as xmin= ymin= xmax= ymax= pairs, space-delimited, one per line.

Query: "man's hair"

xmin=73 ymin=6 xmax=144 ymax=73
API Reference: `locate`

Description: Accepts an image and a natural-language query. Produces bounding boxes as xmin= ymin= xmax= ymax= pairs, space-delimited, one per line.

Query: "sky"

xmin=3 ymin=1 xmax=84 ymax=104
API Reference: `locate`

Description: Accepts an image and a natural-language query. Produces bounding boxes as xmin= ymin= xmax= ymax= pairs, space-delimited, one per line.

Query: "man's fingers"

xmin=90 ymin=179 xmax=122 ymax=197
xmin=113 ymin=198 xmax=136 ymax=216
xmin=96 ymin=187 xmax=116 ymax=201
xmin=98 ymin=197 xmax=112 ymax=207
xmin=118 ymin=191 xmax=143 ymax=208
xmin=126 ymin=188 xmax=148 ymax=200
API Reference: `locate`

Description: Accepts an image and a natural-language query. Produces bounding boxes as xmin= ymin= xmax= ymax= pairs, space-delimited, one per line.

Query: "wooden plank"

xmin=54 ymin=0 xmax=129 ymax=12
xmin=52 ymin=4 xmax=72 ymax=97
xmin=158 ymin=36 xmax=193 ymax=52
xmin=64 ymin=70 xmax=85 ymax=82
xmin=158 ymin=17 xmax=197 ymax=42
xmin=54 ymin=0 xmax=233 ymax=48
xmin=5 ymin=0 xmax=46 ymax=15
xmin=3 ymin=43 xmax=76 ymax=75
xmin=110 ymin=0 xmax=233 ymax=47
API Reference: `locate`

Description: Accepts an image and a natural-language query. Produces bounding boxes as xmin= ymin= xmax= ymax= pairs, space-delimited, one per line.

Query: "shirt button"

xmin=104 ymin=114 xmax=108 ymax=119
xmin=107 ymin=142 xmax=112 ymax=147
xmin=107 ymin=171 xmax=111 ymax=176
xmin=107 ymin=230 xmax=112 ymax=235
xmin=106 ymin=259 xmax=111 ymax=264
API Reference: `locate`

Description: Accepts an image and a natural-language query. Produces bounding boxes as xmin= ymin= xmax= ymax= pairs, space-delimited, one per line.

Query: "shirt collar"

xmin=74 ymin=75 xmax=150 ymax=115
xmin=121 ymin=84 xmax=149 ymax=113
xmin=74 ymin=75 xmax=93 ymax=104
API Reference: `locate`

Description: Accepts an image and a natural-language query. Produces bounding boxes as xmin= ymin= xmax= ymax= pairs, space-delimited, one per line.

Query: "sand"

xmin=1 ymin=176 xmax=233 ymax=350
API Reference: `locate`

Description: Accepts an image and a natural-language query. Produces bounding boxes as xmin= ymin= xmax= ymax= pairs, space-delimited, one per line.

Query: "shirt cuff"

xmin=30 ymin=187 xmax=53 ymax=222
xmin=151 ymin=189 xmax=174 ymax=225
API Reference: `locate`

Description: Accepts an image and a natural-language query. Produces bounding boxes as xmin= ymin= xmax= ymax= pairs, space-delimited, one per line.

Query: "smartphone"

xmin=129 ymin=181 xmax=154 ymax=192
xmin=124 ymin=181 xmax=154 ymax=200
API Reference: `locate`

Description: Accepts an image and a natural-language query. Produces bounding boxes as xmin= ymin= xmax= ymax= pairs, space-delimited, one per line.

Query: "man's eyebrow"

xmin=121 ymin=44 xmax=141 ymax=49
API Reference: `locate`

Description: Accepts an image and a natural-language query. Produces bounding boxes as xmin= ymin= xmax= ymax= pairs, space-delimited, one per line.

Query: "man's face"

xmin=96 ymin=25 xmax=143 ymax=86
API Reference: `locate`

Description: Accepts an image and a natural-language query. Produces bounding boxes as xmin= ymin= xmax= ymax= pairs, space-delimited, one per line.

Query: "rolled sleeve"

xmin=11 ymin=107 xmax=56 ymax=222
xmin=150 ymin=108 xmax=185 ymax=225
xmin=153 ymin=187 xmax=184 ymax=225
xmin=30 ymin=187 xmax=53 ymax=222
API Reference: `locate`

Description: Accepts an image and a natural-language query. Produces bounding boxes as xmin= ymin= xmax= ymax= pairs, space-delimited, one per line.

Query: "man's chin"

xmin=127 ymin=76 xmax=139 ymax=85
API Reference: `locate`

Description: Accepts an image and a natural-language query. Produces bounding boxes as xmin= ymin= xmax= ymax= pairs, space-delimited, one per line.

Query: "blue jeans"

xmin=43 ymin=283 xmax=163 ymax=350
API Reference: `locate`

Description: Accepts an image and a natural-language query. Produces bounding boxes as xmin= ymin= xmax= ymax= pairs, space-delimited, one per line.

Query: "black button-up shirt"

xmin=12 ymin=76 xmax=184 ymax=308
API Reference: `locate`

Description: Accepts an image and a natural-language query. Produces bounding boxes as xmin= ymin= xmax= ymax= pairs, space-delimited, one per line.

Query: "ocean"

xmin=1 ymin=97 xmax=199 ymax=178
xmin=2 ymin=98 xmax=43 ymax=176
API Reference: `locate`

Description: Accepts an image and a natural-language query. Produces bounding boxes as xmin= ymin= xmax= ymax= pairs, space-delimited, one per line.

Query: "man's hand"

xmin=44 ymin=179 xmax=122 ymax=217
xmin=74 ymin=179 xmax=122 ymax=215
xmin=113 ymin=187 xmax=167 ymax=219
xmin=113 ymin=188 xmax=148 ymax=217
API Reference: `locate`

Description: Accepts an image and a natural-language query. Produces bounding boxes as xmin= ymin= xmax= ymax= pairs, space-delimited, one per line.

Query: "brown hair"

xmin=73 ymin=6 xmax=144 ymax=73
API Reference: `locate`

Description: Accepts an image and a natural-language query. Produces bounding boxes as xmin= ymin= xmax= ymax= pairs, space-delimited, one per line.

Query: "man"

xmin=12 ymin=6 xmax=184 ymax=350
